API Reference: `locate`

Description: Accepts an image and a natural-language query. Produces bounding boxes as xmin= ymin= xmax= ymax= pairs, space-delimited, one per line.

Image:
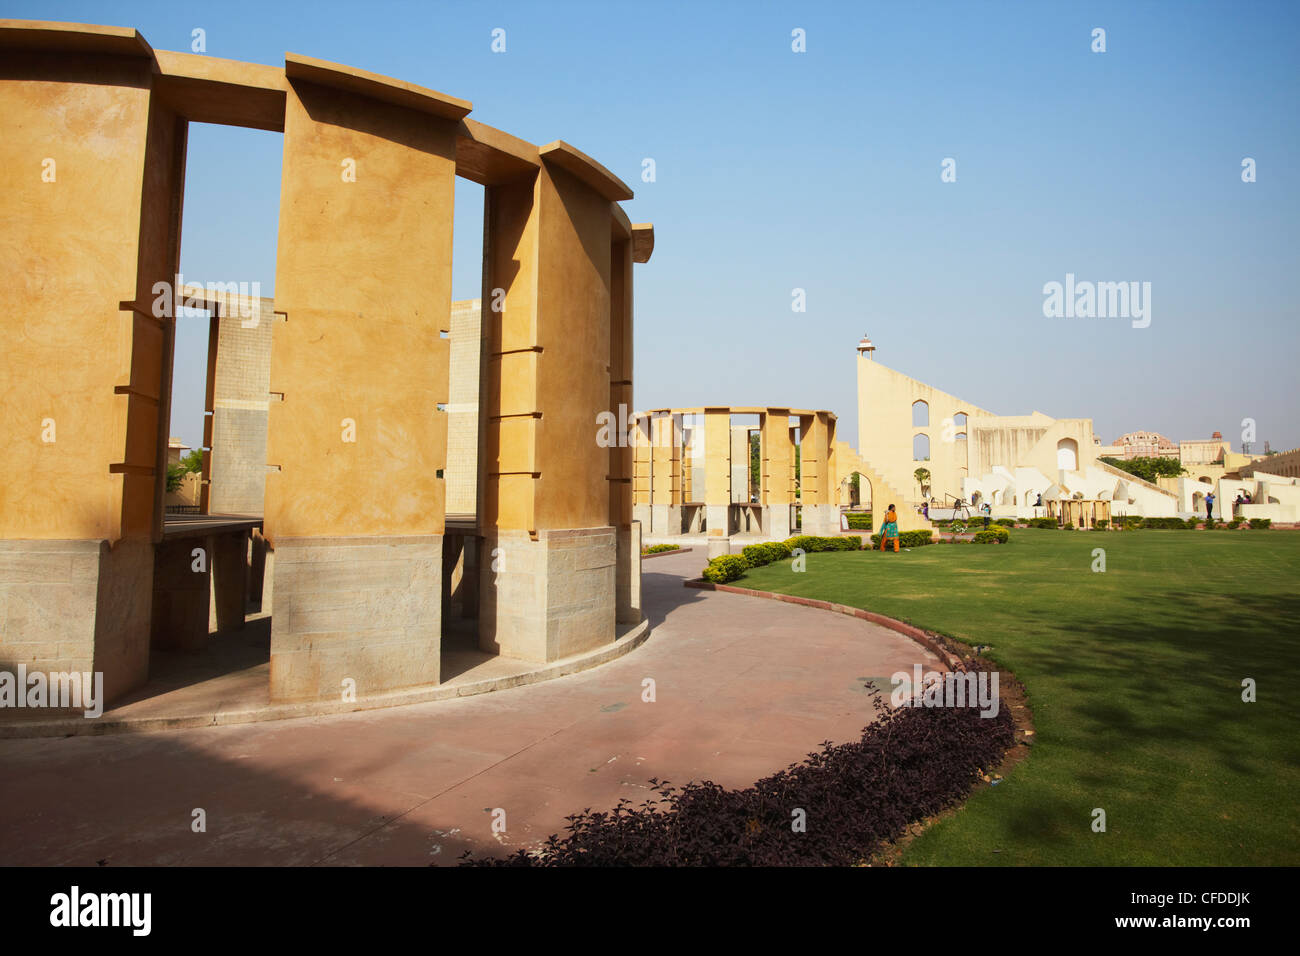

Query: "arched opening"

xmin=912 ymin=400 xmax=929 ymax=428
xmin=1057 ymin=438 xmax=1079 ymax=472
xmin=848 ymin=471 xmax=873 ymax=510
xmin=913 ymin=433 xmax=930 ymax=461
xmin=953 ymin=412 xmax=968 ymax=428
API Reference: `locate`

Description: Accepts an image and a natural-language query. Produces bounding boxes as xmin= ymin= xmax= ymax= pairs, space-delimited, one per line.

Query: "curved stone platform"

xmin=0 ymin=618 xmax=651 ymax=739
xmin=0 ymin=549 xmax=947 ymax=865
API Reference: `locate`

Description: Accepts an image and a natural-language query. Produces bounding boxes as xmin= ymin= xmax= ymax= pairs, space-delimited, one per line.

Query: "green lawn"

xmin=737 ymin=529 xmax=1300 ymax=865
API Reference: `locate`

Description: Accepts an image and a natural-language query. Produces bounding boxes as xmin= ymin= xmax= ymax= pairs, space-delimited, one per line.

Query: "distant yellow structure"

xmin=853 ymin=337 xmax=1180 ymax=521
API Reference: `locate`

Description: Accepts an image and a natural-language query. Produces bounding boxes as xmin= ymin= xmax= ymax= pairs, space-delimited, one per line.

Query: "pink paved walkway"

xmin=0 ymin=550 xmax=944 ymax=866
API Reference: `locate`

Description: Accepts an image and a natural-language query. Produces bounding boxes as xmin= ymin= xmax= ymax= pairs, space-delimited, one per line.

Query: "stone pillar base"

xmin=479 ymin=526 xmax=617 ymax=662
xmin=705 ymin=504 xmax=727 ymax=537
xmin=210 ymin=529 xmax=249 ymax=633
xmin=1 ymin=538 xmax=152 ymax=705
xmin=616 ymin=522 xmax=642 ymax=625
xmin=764 ymin=504 xmax=792 ymax=540
xmin=155 ymin=536 xmax=212 ymax=652
xmin=707 ymin=535 xmax=731 ymax=559
xmin=683 ymin=505 xmax=704 ymax=534
xmin=269 ymin=534 xmax=442 ymax=702
xmin=650 ymin=504 xmax=682 ymax=536
xmin=800 ymin=504 xmax=841 ymax=537
xmin=248 ymin=528 xmax=268 ymax=613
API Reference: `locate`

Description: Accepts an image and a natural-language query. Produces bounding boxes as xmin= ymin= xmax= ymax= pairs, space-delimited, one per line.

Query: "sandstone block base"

xmin=479 ymin=526 xmax=617 ymax=662
xmin=269 ymin=534 xmax=442 ymax=702
xmin=0 ymin=537 xmax=152 ymax=704
xmin=616 ymin=522 xmax=642 ymax=625
xmin=800 ymin=504 xmax=841 ymax=537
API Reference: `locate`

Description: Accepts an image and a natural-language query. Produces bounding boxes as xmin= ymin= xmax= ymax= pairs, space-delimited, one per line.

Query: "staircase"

xmin=834 ymin=442 xmax=932 ymax=532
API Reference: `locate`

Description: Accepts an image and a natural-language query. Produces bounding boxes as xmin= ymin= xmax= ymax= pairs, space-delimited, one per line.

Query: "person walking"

xmin=1205 ymin=491 xmax=1216 ymax=524
xmin=879 ymin=504 xmax=900 ymax=553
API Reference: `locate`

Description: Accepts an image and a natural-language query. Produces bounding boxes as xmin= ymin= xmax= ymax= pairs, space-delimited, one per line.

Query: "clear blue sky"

xmin=9 ymin=0 xmax=1299 ymax=454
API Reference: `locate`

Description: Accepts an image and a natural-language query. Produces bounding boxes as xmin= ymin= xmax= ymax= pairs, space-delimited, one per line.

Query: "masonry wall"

xmin=208 ymin=293 xmax=275 ymax=515
xmin=446 ymin=298 xmax=481 ymax=516
xmin=265 ymin=75 xmax=455 ymax=701
xmin=856 ymin=352 xmax=994 ymax=506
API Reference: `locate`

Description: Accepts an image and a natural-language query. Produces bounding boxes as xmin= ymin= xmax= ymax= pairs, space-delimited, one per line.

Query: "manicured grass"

xmin=737 ymin=529 xmax=1300 ymax=865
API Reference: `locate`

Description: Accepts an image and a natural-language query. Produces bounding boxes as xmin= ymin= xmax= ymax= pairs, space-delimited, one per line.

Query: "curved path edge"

xmin=0 ymin=619 xmax=652 ymax=740
xmin=686 ymin=575 xmax=1038 ymax=864
xmin=684 ymin=578 xmax=963 ymax=669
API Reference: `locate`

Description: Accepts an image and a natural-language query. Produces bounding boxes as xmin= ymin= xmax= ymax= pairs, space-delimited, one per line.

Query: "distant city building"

xmin=1110 ymin=430 xmax=1178 ymax=460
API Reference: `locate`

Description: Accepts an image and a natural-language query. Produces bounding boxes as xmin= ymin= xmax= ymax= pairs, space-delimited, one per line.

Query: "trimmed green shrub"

xmin=1248 ymin=518 xmax=1272 ymax=529
xmin=1141 ymin=517 xmax=1191 ymax=530
xmin=784 ymin=535 xmax=860 ymax=553
xmin=1094 ymin=519 xmax=1108 ymax=529
xmin=994 ymin=518 xmax=1016 ymax=527
xmin=870 ymin=530 xmax=935 ymax=548
xmin=1228 ymin=519 xmax=1242 ymax=529
xmin=1122 ymin=515 xmax=1145 ymax=529
xmin=767 ymin=540 xmax=794 ymax=559
xmin=1186 ymin=518 xmax=1201 ymax=529
xmin=972 ymin=527 xmax=1010 ymax=544
xmin=844 ymin=512 xmax=872 ymax=530
xmin=643 ymin=544 xmax=680 ymax=554
xmin=741 ymin=541 xmax=794 ymax=567
xmin=1028 ymin=517 xmax=1057 ymax=529
xmin=701 ymin=554 xmax=749 ymax=583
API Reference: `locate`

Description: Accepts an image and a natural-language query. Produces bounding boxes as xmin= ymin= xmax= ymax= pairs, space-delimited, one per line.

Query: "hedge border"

xmin=679 ymin=573 xmax=1036 ymax=864
xmin=641 ymin=545 xmax=692 ymax=560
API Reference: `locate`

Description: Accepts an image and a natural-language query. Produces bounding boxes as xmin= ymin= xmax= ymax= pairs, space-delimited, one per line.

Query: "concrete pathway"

xmin=0 ymin=549 xmax=945 ymax=866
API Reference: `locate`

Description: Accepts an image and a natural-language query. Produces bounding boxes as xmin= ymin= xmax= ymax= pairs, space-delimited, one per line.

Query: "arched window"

xmin=1057 ymin=438 xmax=1078 ymax=472
xmin=912 ymin=400 xmax=929 ymax=428
xmin=953 ymin=412 xmax=968 ymax=428
xmin=913 ymin=433 xmax=930 ymax=461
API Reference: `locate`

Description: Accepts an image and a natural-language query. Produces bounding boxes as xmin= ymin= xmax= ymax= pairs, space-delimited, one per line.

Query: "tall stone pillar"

xmin=479 ymin=142 xmax=635 ymax=662
xmin=632 ymin=419 xmax=653 ymax=530
xmin=730 ymin=427 xmax=752 ymax=505
xmin=265 ymin=58 xmax=466 ymax=700
xmin=610 ymin=227 xmax=641 ymax=625
xmin=761 ymin=409 xmax=795 ymax=540
xmin=799 ymin=412 xmax=840 ymax=535
xmin=0 ymin=29 xmax=185 ymax=703
xmin=704 ymin=408 xmax=732 ymax=556
xmin=650 ymin=412 xmax=683 ymax=536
